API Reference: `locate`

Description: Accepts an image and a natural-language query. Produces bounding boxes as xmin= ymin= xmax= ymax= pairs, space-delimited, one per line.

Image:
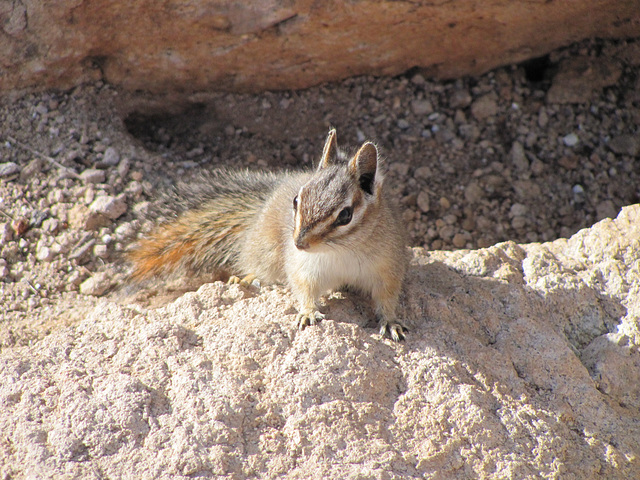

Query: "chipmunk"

xmin=129 ymin=129 xmax=408 ymax=340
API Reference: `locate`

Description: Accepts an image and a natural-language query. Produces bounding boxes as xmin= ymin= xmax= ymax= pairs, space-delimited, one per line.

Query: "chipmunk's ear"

xmin=318 ymin=128 xmax=338 ymax=170
xmin=349 ymin=142 xmax=378 ymax=195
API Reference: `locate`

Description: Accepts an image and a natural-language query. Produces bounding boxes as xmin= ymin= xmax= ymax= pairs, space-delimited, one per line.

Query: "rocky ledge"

xmin=1 ymin=0 xmax=639 ymax=95
xmin=1 ymin=205 xmax=638 ymax=478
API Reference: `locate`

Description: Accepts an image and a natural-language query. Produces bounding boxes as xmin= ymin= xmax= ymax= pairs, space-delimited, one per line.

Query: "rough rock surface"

xmin=1 ymin=0 xmax=639 ymax=95
xmin=1 ymin=205 xmax=639 ymax=479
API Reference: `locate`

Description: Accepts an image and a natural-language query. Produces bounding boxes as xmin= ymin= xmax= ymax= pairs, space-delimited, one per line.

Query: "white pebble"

xmin=563 ymin=133 xmax=579 ymax=147
xmin=89 ymin=195 xmax=127 ymax=220
xmin=79 ymin=272 xmax=111 ymax=296
xmin=102 ymin=147 xmax=120 ymax=166
xmin=0 ymin=162 xmax=20 ymax=176
xmin=36 ymin=245 xmax=54 ymax=262
xmin=93 ymin=244 xmax=109 ymax=258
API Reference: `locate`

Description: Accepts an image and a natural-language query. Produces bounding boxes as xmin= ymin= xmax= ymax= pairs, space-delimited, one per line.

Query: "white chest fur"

xmin=286 ymin=242 xmax=380 ymax=297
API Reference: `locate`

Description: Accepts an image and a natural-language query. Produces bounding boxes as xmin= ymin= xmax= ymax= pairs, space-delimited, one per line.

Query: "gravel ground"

xmin=1 ymin=38 xmax=639 ymax=345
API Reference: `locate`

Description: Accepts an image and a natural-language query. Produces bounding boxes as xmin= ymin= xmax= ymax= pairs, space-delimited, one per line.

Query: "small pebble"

xmin=538 ymin=110 xmax=549 ymax=128
xmin=79 ymin=272 xmax=112 ymax=296
xmin=452 ymin=233 xmax=467 ymax=248
xmin=562 ymin=133 xmax=579 ymax=147
xmin=416 ymin=191 xmax=430 ymax=213
xmin=69 ymin=238 xmax=96 ymax=261
xmin=435 ymin=128 xmax=455 ymax=143
xmin=80 ymin=169 xmax=106 ymax=184
xmin=410 ymin=99 xmax=433 ymax=116
xmin=458 ymin=124 xmax=480 ymax=141
xmin=36 ymin=244 xmax=54 ymax=262
xmin=510 ymin=203 xmax=528 ymax=217
xmin=0 ymin=162 xmax=20 ymax=176
xmin=93 ymin=244 xmax=109 ymax=258
xmin=449 ymin=89 xmax=472 ymax=109
xmin=471 ymin=94 xmax=498 ymax=120
xmin=411 ymin=73 xmax=426 ymax=85
xmin=68 ymin=270 xmax=85 ymax=286
xmin=42 ymin=218 xmax=59 ymax=233
xmin=0 ymin=222 xmax=13 ymax=244
xmin=439 ymin=225 xmax=455 ymax=241
xmin=114 ymin=222 xmax=136 ymax=241
xmin=414 ymin=166 xmax=432 ymax=179
xmin=19 ymin=158 xmax=43 ymax=179
xmin=180 ymin=160 xmax=198 ymax=169
xmin=511 ymin=216 xmax=527 ymax=230
xmin=390 ymin=162 xmax=410 ymax=176
xmin=402 ymin=209 xmax=414 ymax=222
xmin=89 ymin=195 xmax=127 ymax=220
xmin=608 ymin=135 xmax=639 ymax=156
xmin=118 ymin=158 xmax=131 ymax=178
xmin=35 ymin=103 xmax=48 ymax=115
xmin=464 ymin=182 xmax=484 ymax=203
xmin=509 ymin=142 xmax=529 ymax=171
xmin=102 ymin=146 xmax=120 ymax=166
xmin=397 ymin=119 xmax=410 ymax=130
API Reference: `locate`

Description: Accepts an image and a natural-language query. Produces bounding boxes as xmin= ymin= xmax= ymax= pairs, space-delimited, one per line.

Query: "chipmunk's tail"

xmin=128 ymin=211 xmax=211 ymax=282
xmin=128 ymin=170 xmax=278 ymax=282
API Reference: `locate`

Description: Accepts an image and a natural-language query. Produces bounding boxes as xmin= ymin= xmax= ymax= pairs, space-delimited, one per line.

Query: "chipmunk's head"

xmin=293 ymin=129 xmax=384 ymax=251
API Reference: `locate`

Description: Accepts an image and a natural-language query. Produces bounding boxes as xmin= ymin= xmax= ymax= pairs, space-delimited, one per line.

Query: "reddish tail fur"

xmin=128 ymin=221 xmax=198 ymax=282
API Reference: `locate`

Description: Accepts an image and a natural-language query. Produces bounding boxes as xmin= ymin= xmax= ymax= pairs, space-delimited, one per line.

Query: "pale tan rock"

xmin=89 ymin=195 xmax=127 ymax=220
xmin=79 ymin=271 xmax=112 ymax=296
xmin=0 ymin=1 xmax=638 ymax=96
xmin=0 ymin=205 xmax=639 ymax=478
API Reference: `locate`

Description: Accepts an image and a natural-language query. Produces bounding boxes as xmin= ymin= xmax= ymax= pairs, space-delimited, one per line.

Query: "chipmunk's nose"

xmin=294 ymin=237 xmax=309 ymax=250
xmin=294 ymin=226 xmax=311 ymax=250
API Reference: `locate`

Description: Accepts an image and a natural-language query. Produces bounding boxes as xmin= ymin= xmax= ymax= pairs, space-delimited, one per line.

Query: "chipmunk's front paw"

xmin=228 ymin=274 xmax=259 ymax=288
xmin=379 ymin=319 xmax=408 ymax=342
xmin=296 ymin=310 xmax=325 ymax=330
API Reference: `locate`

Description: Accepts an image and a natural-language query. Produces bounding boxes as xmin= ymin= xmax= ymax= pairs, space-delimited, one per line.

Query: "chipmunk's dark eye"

xmin=293 ymin=195 xmax=298 ymax=211
xmin=335 ymin=207 xmax=352 ymax=226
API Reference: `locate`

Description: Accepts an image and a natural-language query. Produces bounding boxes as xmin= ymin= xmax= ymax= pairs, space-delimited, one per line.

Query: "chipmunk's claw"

xmin=296 ymin=310 xmax=325 ymax=330
xmin=228 ymin=274 xmax=259 ymax=288
xmin=379 ymin=320 xmax=408 ymax=342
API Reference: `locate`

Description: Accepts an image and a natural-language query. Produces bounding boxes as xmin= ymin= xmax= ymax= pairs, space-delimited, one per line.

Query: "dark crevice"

xmin=520 ymin=54 xmax=552 ymax=83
